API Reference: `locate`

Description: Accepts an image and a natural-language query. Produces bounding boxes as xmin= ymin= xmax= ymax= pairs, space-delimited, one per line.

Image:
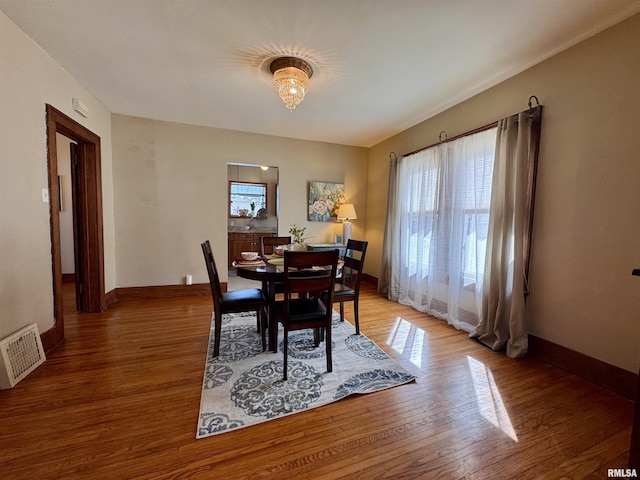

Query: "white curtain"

xmin=382 ymin=128 xmax=497 ymax=332
xmin=470 ymin=111 xmax=536 ymax=358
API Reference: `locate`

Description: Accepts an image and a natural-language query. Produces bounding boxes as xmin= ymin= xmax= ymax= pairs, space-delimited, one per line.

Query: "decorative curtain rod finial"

xmin=528 ymin=95 xmax=540 ymax=118
xmin=439 ymin=131 xmax=448 ymax=143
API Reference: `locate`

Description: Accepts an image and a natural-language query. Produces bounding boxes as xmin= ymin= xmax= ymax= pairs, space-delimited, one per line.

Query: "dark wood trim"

xmin=62 ymin=273 xmax=76 ymax=283
xmin=40 ymin=324 xmax=63 ymax=354
xmin=47 ymin=105 xmax=104 ymax=313
xmin=528 ymin=334 xmax=638 ymax=400
xmin=631 ymin=363 xmax=640 ymax=468
xmin=105 ymin=289 xmax=118 ymax=308
xmin=228 ymin=180 xmax=268 ymax=218
xmin=46 ymin=104 xmax=105 ymax=351
xmin=362 ymin=273 xmax=379 ymax=288
xmin=628 ymin=268 xmax=640 ymax=468
xmin=45 ymin=107 xmax=65 ymax=351
xmin=115 ymin=283 xmax=212 ymax=300
xmin=82 ymin=139 xmax=105 ymax=312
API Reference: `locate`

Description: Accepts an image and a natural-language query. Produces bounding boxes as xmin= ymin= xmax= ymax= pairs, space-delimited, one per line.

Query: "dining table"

xmin=233 ymin=254 xmax=343 ymax=352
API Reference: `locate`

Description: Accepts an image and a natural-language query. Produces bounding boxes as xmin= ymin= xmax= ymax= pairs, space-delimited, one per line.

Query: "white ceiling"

xmin=2 ymin=0 xmax=640 ymax=147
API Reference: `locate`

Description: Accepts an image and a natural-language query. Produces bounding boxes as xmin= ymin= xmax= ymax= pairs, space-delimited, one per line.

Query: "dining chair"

xmin=273 ymin=250 xmax=339 ymax=380
xmin=260 ymin=235 xmax=292 ymax=256
xmin=201 ymin=240 xmax=268 ymax=357
xmin=332 ymin=239 xmax=368 ymax=335
xmin=260 ymin=236 xmax=291 ymax=295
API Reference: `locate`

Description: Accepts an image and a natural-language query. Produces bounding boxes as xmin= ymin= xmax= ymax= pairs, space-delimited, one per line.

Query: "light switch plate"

xmin=41 ymin=188 xmax=49 ymax=203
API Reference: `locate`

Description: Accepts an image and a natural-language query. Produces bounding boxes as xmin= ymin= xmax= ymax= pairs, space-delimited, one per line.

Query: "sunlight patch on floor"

xmin=386 ymin=317 xmax=428 ymax=370
xmin=467 ymin=355 xmax=518 ymax=442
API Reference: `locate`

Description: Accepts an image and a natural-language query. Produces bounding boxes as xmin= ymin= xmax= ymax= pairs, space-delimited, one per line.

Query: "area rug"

xmin=197 ymin=311 xmax=416 ymax=438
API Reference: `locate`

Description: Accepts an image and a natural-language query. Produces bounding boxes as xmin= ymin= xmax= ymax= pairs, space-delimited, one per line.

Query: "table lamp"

xmin=336 ymin=204 xmax=357 ymax=245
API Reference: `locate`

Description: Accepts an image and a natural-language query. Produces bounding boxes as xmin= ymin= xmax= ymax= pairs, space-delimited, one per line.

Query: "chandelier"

xmin=269 ymin=57 xmax=313 ymax=111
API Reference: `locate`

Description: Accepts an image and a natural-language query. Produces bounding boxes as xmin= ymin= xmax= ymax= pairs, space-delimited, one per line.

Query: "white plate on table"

xmin=236 ymin=260 xmax=264 ymax=266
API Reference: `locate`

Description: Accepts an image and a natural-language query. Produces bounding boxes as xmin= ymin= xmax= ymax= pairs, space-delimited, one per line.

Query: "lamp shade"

xmin=337 ymin=204 xmax=357 ymax=220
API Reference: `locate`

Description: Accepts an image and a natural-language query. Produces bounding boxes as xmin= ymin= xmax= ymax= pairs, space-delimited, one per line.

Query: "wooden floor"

xmin=0 ymin=283 xmax=634 ymax=479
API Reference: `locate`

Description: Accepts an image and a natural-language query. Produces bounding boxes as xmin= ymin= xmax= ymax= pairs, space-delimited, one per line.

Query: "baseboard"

xmin=528 ymin=335 xmax=638 ymax=400
xmin=40 ymin=323 xmax=64 ymax=354
xmin=115 ymin=283 xmax=211 ymax=300
xmin=105 ymin=288 xmax=118 ymax=307
xmin=362 ymin=273 xmax=378 ymax=288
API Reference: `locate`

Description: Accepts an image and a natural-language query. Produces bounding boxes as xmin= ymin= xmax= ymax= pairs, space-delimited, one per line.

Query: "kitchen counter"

xmin=228 ymin=226 xmax=278 ymax=233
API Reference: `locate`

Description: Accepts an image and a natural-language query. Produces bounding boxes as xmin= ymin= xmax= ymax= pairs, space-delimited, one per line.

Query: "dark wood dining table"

xmin=234 ymin=256 xmax=343 ymax=351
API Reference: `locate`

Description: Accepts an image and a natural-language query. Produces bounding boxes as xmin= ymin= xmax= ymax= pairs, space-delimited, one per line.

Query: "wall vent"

xmin=0 ymin=323 xmax=46 ymax=389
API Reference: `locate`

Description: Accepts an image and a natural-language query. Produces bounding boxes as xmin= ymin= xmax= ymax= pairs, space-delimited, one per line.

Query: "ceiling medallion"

xmin=269 ymin=57 xmax=313 ymax=111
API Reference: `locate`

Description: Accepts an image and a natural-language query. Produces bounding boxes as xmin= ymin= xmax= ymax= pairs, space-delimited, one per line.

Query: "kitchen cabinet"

xmin=228 ymin=232 xmax=275 ymax=267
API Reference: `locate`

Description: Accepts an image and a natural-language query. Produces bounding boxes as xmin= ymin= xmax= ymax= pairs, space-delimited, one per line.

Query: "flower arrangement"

xmin=288 ymin=224 xmax=308 ymax=245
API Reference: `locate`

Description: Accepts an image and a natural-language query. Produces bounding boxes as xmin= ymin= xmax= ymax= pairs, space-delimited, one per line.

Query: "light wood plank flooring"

xmin=0 ymin=283 xmax=633 ymax=479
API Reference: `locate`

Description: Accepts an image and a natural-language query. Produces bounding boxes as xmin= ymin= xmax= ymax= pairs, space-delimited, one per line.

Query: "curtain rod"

xmin=402 ymin=96 xmax=541 ymax=158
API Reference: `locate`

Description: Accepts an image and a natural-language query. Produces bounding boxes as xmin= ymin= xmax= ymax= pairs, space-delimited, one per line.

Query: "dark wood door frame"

xmin=69 ymin=142 xmax=83 ymax=312
xmin=43 ymin=104 xmax=105 ymax=352
xmin=629 ymin=268 xmax=640 ymax=468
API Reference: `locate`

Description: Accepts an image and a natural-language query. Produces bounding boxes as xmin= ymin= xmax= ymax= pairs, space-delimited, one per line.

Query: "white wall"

xmin=0 ymin=11 xmax=115 ymax=339
xmin=111 ymin=115 xmax=368 ymax=287
xmin=366 ymin=13 xmax=640 ymax=373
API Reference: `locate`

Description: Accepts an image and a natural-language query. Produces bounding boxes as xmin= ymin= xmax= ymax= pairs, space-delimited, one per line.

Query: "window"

xmin=229 ymin=181 xmax=267 ymax=217
xmin=401 ymin=128 xmax=495 ymax=288
xmin=391 ymin=126 xmax=497 ymax=331
xmin=382 ymin=105 xmax=541 ymax=336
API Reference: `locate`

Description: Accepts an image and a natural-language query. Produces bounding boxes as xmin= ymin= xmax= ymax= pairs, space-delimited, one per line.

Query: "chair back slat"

xmin=201 ymin=240 xmax=223 ymax=314
xmin=260 ymin=236 xmax=292 ymax=256
xmin=277 ymin=250 xmax=340 ymax=380
xmin=339 ymin=239 xmax=368 ymax=289
xmin=283 ymin=250 xmax=339 ymax=302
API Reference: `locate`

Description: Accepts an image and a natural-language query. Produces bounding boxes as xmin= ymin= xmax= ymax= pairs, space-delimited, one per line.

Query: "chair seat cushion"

xmin=333 ymin=283 xmax=355 ymax=298
xmin=221 ymin=288 xmax=266 ymax=308
xmin=274 ymin=298 xmax=327 ymax=322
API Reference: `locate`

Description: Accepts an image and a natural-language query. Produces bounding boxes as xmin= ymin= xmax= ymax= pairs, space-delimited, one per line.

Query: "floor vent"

xmin=0 ymin=323 xmax=46 ymax=389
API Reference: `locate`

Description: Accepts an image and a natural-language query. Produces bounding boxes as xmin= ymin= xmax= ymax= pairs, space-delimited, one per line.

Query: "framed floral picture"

xmin=308 ymin=181 xmax=345 ymax=222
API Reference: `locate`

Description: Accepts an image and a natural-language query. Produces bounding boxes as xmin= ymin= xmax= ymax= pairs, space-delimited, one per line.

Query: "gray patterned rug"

xmin=197 ymin=311 xmax=416 ymax=438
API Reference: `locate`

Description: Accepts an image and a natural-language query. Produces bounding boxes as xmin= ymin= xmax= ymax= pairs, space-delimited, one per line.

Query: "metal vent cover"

xmin=0 ymin=323 xmax=46 ymax=389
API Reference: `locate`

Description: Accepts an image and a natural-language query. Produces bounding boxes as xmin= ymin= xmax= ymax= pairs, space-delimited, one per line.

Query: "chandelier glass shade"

xmin=270 ymin=57 xmax=313 ymax=111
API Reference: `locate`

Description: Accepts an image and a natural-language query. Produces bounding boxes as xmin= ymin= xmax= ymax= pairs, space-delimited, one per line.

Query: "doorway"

xmin=57 ymin=134 xmax=79 ymax=313
xmin=43 ymin=105 xmax=105 ymax=352
xmin=227 ymin=164 xmax=279 ymax=291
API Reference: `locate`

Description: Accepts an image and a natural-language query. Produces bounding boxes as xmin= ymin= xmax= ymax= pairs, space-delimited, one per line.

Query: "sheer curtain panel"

xmin=381 ymin=128 xmax=497 ymax=332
